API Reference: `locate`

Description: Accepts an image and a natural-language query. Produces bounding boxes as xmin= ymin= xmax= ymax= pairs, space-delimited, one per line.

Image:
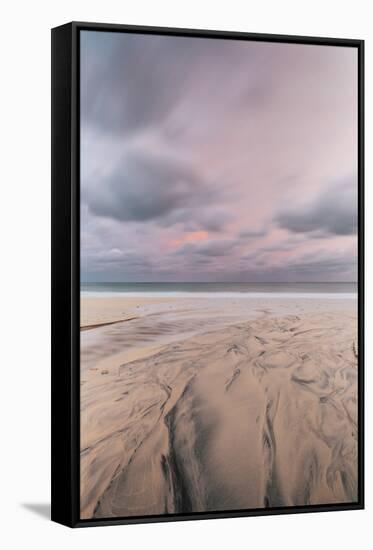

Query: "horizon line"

xmin=81 ymin=281 xmax=357 ymax=285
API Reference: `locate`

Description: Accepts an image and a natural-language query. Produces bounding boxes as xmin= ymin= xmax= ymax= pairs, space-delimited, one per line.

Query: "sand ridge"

xmin=80 ymin=306 xmax=358 ymax=519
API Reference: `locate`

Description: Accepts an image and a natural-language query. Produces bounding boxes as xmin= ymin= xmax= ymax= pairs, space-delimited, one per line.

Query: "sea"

xmin=81 ymin=282 xmax=357 ymax=299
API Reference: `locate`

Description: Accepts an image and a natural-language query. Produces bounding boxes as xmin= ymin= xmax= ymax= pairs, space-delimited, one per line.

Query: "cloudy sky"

xmin=80 ymin=31 xmax=358 ymax=283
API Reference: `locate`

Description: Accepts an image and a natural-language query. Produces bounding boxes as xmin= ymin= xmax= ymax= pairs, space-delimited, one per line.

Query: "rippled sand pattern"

xmin=80 ymin=306 xmax=358 ymax=519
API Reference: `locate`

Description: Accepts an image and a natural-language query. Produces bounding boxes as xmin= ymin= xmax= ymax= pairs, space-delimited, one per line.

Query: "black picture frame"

xmin=51 ymin=21 xmax=365 ymax=528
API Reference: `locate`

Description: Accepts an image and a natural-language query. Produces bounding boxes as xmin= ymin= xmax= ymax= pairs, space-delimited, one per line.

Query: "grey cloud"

xmin=82 ymin=248 xmax=156 ymax=281
xmin=239 ymin=228 xmax=267 ymax=239
xmin=276 ymin=176 xmax=357 ymax=236
xmin=158 ymin=206 xmax=230 ymax=233
xmin=287 ymin=259 xmax=355 ymax=275
xmin=278 ymin=260 xmax=357 ymax=281
xmin=268 ymin=248 xmax=357 ymax=280
xmin=238 ymin=250 xmax=356 ymax=282
xmin=179 ymin=209 xmax=232 ymax=233
xmin=85 ymin=152 xmax=209 ymax=222
xmin=81 ymin=32 xmax=185 ymax=135
xmin=81 ymin=31 xmax=250 ymax=136
xmin=200 ymin=210 xmax=233 ymax=232
xmin=259 ymin=237 xmax=304 ymax=253
xmin=173 ymin=239 xmax=239 ymax=258
xmin=97 ymin=251 xmax=151 ymax=267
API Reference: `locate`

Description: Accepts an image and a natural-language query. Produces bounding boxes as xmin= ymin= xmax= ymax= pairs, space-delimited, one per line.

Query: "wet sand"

xmin=80 ymin=296 xmax=173 ymax=329
xmin=80 ymin=296 xmax=358 ymax=519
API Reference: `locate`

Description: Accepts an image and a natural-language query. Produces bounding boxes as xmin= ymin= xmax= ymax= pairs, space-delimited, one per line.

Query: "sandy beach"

xmin=80 ymin=296 xmax=174 ymax=330
xmin=80 ymin=295 xmax=358 ymax=519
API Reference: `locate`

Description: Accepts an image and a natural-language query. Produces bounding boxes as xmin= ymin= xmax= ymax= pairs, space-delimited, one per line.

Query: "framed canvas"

xmin=51 ymin=21 xmax=364 ymax=528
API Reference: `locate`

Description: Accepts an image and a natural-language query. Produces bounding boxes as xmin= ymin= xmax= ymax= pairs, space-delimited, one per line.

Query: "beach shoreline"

xmin=80 ymin=294 xmax=358 ymax=519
